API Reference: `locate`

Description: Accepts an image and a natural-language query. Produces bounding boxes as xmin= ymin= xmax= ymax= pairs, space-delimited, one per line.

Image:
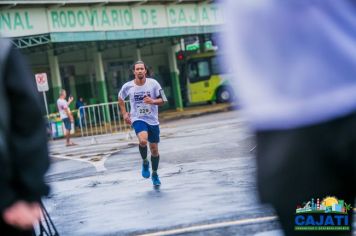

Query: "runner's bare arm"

xmin=143 ymin=96 xmax=164 ymax=106
xmin=118 ymin=97 xmax=127 ymax=114
xmin=118 ymin=97 xmax=131 ymax=124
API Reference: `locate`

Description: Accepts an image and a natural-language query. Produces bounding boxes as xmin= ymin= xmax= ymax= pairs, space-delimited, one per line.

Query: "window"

xmin=197 ymin=61 xmax=210 ymax=77
xmin=188 ymin=63 xmax=198 ymax=79
xmin=187 ymin=59 xmax=211 ymax=83
xmin=211 ymin=57 xmax=221 ymax=74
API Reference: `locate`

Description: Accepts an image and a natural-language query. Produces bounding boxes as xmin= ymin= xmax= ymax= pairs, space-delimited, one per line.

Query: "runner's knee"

xmin=139 ymin=139 xmax=147 ymax=146
xmin=150 ymin=146 xmax=159 ymax=156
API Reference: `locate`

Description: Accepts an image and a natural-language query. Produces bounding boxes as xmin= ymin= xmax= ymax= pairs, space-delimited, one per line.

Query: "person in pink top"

xmin=57 ymin=89 xmax=76 ymax=146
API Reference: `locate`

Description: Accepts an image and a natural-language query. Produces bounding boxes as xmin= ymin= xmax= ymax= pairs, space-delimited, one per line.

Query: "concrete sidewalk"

xmin=159 ymin=103 xmax=236 ymax=123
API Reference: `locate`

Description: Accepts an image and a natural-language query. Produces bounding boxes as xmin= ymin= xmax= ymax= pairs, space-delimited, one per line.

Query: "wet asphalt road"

xmin=44 ymin=110 xmax=281 ymax=235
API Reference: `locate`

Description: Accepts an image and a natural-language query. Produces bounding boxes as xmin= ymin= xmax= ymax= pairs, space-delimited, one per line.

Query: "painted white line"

xmin=51 ymin=154 xmax=108 ymax=172
xmin=136 ymin=216 xmax=278 ymax=236
xmin=51 ymin=154 xmax=89 ymax=163
xmin=91 ymin=155 xmax=108 ymax=172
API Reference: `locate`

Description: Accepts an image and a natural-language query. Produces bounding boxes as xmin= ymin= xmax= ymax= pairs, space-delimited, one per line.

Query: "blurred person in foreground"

xmin=0 ymin=38 xmax=50 ymax=235
xmin=222 ymin=0 xmax=355 ymax=235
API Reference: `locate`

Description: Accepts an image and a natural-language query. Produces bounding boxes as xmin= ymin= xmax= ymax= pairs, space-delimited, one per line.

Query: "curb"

xmin=159 ymin=103 xmax=237 ymax=123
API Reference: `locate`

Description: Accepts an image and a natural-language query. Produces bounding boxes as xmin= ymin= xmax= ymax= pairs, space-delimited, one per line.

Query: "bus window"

xmin=188 ymin=63 xmax=198 ymax=80
xmin=188 ymin=60 xmax=211 ymax=83
xmin=211 ymin=57 xmax=221 ymax=75
xmin=197 ymin=61 xmax=210 ymax=77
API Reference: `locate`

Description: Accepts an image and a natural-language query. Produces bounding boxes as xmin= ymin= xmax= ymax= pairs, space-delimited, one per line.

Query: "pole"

xmin=43 ymin=91 xmax=49 ymax=117
xmin=43 ymin=91 xmax=53 ymax=140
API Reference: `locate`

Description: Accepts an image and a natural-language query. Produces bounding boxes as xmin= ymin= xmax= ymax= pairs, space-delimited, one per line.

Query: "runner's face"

xmin=134 ymin=64 xmax=146 ymax=80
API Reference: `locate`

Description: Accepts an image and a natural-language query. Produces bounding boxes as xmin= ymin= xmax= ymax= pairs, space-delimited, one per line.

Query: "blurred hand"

xmin=2 ymin=201 xmax=42 ymax=230
xmin=143 ymin=96 xmax=155 ymax=105
xmin=68 ymin=96 xmax=74 ymax=103
xmin=123 ymin=112 xmax=131 ymax=125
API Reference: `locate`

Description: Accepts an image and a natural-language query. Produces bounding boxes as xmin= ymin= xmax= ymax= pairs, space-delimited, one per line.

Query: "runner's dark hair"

xmin=130 ymin=61 xmax=151 ymax=78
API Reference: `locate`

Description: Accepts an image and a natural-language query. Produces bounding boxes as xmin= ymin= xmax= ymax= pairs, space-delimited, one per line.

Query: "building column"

xmin=168 ymin=44 xmax=183 ymax=111
xmin=93 ymin=48 xmax=111 ymax=122
xmin=93 ymin=49 xmax=108 ymax=104
xmin=69 ymin=75 xmax=77 ymax=105
xmin=136 ymin=48 xmax=141 ymax=61
xmin=48 ymin=50 xmax=62 ymax=112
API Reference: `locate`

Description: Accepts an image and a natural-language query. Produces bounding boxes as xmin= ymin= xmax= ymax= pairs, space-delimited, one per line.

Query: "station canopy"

xmin=0 ymin=0 xmax=219 ymax=48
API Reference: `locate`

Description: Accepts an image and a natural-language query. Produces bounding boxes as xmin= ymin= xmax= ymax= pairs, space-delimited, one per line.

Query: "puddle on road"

xmin=145 ymin=188 xmax=164 ymax=198
xmin=85 ymin=180 xmax=121 ymax=188
xmin=90 ymin=156 xmax=102 ymax=162
xmin=163 ymin=166 xmax=184 ymax=178
xmin=160 ymin=133 xmax=175 ymax=138
xmin=126 ymin=143 xmax=138 ymax=148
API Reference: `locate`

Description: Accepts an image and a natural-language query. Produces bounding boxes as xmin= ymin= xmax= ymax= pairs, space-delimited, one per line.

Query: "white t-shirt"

xmin=118 ymin=78 xmax=162 ymax=125
xmin=57 ymin=98 xmax=69 ymax=119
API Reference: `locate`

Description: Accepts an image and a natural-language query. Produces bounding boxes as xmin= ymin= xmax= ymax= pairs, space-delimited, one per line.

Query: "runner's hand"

xmin=123 ymin=113 xmax=131 ymax=125
xmin=2 ymin=201 xmax=42 ymax=230
xmin=143 ymin=96 xmax=155 ymax=105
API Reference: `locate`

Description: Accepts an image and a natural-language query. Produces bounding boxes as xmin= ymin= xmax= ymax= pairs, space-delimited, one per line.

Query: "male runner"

xmin=118 ymin=61 xmax=167 ymax=186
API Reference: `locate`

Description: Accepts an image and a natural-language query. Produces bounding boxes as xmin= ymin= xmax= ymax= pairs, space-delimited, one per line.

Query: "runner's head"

xmin=133 ymin=61 xmax=147 ymax=80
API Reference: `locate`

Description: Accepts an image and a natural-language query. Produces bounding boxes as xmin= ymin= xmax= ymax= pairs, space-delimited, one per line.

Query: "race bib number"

xmin=136 ymin=104 xmax=151 ymax=117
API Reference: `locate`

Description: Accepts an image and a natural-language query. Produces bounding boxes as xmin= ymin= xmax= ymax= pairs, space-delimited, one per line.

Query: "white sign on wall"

xmin=35 ymin=73 xmax=49 ymax=92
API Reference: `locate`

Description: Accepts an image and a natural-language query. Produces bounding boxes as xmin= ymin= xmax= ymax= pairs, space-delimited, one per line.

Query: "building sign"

xmin=167 ymin=4 xmax=222 ymax=27
xmin=132 ymin=5 xmax=168 ymax=29
xmin=0 ymin=4 xmax=223 ymax=38
xmin=0 ymin=9 xmax=48 ymax=37
xmin=49 ymin=6 xmax=133 ymax=32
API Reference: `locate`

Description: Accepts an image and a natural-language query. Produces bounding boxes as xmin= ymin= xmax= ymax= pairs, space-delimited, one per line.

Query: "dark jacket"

xmin=0 ymin=39 xmax=50 ymax=213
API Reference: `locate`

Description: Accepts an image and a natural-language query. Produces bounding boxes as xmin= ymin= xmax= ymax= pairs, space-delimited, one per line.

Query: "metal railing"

xmin=78 ymin=101 xmax=130 ymax=137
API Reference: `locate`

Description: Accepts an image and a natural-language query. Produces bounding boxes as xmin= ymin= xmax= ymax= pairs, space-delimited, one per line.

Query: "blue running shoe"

xmin=152 ymin=172 xmax=161 ymax=186
xmin=142 ymin=161 xmax=150 ymax=179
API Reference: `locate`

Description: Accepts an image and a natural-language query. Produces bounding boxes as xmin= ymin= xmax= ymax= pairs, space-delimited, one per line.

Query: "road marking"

xmin=51 ymin=154 xmax=109 ymax=172
xmin=137 ymin=216 xmax=278 ymax=236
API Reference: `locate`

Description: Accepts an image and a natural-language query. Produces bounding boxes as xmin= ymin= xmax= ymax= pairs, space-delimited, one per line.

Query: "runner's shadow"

xmin=145 ymin=185 xmax=163 ymax=198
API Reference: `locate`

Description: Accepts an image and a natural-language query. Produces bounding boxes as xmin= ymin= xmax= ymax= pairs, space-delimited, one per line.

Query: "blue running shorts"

xmin=132 ymin=120 xmax=160 ymax=143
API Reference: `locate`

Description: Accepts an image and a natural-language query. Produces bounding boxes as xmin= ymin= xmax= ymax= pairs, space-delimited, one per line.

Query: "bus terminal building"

xmin=0 ymin=0 xmax=223 ymax=113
